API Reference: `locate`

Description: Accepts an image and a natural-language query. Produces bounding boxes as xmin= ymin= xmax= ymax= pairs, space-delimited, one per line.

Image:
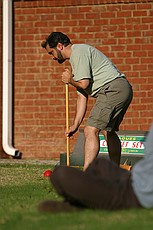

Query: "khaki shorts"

xmin=86 ymin=77 xmax=133 ymax=131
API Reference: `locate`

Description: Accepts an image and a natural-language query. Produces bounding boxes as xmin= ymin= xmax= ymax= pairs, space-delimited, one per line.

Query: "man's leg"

xmin=83 ymin=127 xmax=121 ymax=170
xmin=50 ymin=158 xmax=141 ymax=210
xmin=83 ymin=126 xmax=100 ymax=171
xmin=94 ymin=129 xmax=121 ymax=166
xmin=38 ymin=158 xmax=141 ymax=212
xmin=50 ymin=161 xmax=123 ymax=210
xmin=107 ymin=131 xmax=121 ymax=165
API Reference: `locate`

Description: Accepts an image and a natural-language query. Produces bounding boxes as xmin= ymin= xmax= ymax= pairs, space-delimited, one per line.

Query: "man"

xmin=41 ymin=32 xmax=133 ymax=170
xmin=38 ymin=123 xmax=153 ymax=212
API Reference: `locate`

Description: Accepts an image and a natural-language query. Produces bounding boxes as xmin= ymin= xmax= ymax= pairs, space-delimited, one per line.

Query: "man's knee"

xmin=84 ymin=126 xmax=100 ymax=139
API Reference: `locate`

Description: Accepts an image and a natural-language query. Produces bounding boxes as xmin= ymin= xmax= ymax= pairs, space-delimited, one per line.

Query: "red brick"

xmin=110 ymin=18 xmax=125 ymax=24
xmin=133 ymin=10 xmax=148 ymax=17
xmin=137 ymin=3 xmax=152 ymax=10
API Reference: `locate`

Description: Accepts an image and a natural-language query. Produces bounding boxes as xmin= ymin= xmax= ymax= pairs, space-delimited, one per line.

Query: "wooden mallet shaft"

xmin=65 ymin=84 xmax=70 ymax=166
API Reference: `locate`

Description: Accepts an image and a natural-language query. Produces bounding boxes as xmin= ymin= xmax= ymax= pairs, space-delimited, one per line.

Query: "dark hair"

xmin=41 ymin=32 xmax=71 ymax=49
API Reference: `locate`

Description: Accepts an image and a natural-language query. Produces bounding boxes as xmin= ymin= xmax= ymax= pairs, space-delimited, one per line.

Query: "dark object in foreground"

xmin=38 ymin=200 xmax=83 ymax=213
xmin=38 ymin=123 xmax=153 ymax=212
xmin=38 ymin=157 xmax=141 ymax=212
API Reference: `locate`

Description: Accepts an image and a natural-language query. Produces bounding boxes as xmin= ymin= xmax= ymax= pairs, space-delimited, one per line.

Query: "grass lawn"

xmin=0 ymin=161 xmax=153 ymax=230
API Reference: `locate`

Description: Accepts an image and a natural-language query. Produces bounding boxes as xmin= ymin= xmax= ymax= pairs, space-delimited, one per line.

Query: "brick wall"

xmin=1 ymin=0 xmax=152 ymax=159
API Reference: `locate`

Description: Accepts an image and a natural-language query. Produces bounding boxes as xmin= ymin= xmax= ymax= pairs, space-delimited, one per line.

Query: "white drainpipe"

xmin=2 ymin=0 xmax=21 ymax=157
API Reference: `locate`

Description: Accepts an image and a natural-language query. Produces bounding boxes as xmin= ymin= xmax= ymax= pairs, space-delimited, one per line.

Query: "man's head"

xmin=41 ymin=32 xmax=71 ymax=64
xmin=41 ymin=32 xmax=71 ymax=49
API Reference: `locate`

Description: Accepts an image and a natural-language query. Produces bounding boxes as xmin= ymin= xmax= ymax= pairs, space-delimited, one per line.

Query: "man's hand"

xmin=62 ymin=68 xmax=72 ymax=84
xmin=62 ymin=68 xmax=90 ymax=90
xmin=65 ymin=125 xmax=78 ymax=138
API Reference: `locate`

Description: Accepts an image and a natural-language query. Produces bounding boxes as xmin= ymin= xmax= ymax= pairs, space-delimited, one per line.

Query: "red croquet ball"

xmin=43 ymin=169 xmax=52 ymax=177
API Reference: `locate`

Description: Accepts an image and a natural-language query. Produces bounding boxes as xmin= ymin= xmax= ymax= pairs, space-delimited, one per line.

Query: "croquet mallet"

xmin=66 ymin=83 xmax=70 ymax=166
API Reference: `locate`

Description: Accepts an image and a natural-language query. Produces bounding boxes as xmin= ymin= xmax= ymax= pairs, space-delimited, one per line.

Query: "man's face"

xmin=46 ymin=44 xmax=66 ymax=64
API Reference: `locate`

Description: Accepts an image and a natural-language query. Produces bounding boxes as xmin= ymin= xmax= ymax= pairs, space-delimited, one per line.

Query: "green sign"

xmin=99 ymin=135 xmax=145 ymax=155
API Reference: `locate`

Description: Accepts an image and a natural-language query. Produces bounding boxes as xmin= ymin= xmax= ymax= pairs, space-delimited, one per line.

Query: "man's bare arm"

xmin=66 ymin=92 xmax=88 ymax=137
xmin=62 ymin=68 xmax=90 ymax=90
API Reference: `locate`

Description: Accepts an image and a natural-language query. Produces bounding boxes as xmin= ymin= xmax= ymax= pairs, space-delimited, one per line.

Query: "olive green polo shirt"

xmin=70 ymin=44 xmax=125 ymax=97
